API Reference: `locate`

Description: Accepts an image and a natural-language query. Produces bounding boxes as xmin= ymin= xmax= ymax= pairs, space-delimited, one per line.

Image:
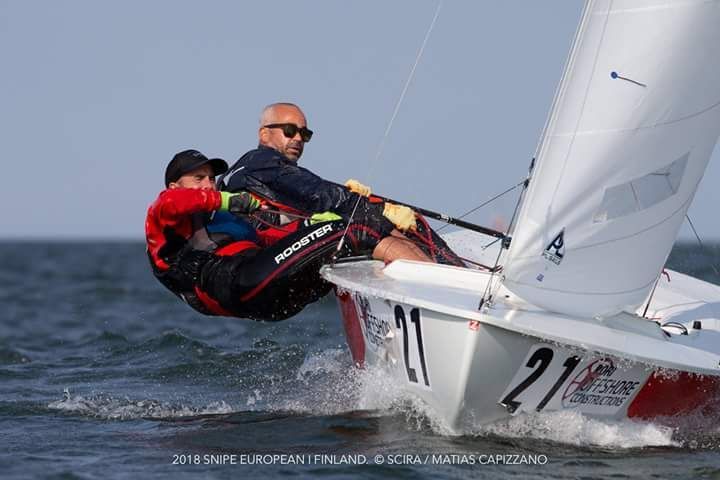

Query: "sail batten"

xmin=503 ymin=0 xmax=720 ymax=318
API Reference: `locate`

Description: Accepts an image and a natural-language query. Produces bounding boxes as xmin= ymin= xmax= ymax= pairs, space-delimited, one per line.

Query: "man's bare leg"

xmin=372 ymin=230 xmax=432 ymax=263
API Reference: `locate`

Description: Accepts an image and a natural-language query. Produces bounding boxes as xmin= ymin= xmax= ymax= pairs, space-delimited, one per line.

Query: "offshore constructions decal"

xmin=353 ymin=294 xmax=431 ymax=390
xmin=353 ymin=294 xmax=391 ymax=352
xmin=498 ymin=343 xmax=650 ymax=416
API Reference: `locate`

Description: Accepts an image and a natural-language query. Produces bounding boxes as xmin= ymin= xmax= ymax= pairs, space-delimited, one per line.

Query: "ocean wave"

xmin=47 ymin=389 xmax=233 ymax=420
xmin=39 ymin=333 xmax=720 ymax=451
xmin=88 ymin=330 xmax=219 ymax=365
xmin=471 ymin=410 xmax=678 ymax=449
xmin=267 ymin=349 xmax=710 ymax=448
xmin=0 ymin=346 xmax=31 ymax=365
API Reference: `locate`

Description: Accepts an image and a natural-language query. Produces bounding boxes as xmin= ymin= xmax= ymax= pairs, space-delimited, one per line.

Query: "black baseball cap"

xmin=164 ymin=149 xmax=229 ymax=187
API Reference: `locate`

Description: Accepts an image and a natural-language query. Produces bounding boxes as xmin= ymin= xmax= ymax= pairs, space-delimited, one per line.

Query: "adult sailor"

xmin=221 ymin=102 xmax=463 ymax=265
xmin=146 ymin=149 xmax=431 ymax=321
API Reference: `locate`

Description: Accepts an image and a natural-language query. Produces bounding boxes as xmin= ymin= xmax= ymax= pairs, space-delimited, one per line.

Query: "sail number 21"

xmin=499 ymin=346 xmax=581 ymax=413
xmin=394 ymin=306 xmax=430 ymax=388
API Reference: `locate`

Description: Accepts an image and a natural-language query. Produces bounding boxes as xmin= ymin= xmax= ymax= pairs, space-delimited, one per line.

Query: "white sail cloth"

xmin=503 ymin=0 xmax=720 ymax=318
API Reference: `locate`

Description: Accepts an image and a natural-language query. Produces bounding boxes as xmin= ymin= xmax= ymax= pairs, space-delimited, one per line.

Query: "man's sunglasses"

xmin=263 ymin=123 xmax=313 ymax=142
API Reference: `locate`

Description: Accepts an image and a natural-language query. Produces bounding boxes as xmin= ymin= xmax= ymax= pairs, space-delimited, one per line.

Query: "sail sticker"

xmin=560 ymin=358 xmax=643 ymax=412
xmin=542 ymin=229 xmax=565 ymax=265
xmin=499 ymin=344 xmax=650 ymax=416
xmin=355 ymin=294 xmax=391 ymax=351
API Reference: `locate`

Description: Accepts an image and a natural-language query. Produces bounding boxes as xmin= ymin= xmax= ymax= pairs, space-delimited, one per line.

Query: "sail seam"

xmin=549 ymin=98 xmax=720 ymax=138
xmin=546 ymin=0 xmax=614 ymax=220
xmin=510 ymin=184 xmax=695 ymax=263
xmin=601 ymin=0 xmax=720 ymax=16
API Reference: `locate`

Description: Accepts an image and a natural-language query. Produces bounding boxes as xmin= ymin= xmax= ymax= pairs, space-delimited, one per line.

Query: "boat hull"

xmin=327 ymin=259 xmax=720 ymax=430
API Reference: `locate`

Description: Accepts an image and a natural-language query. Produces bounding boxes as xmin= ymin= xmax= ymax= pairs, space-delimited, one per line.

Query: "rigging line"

xmin=481 ymin=236 xmax=502 ymax=250
xmin=368 ymin=0 xmax=443 ymax=180
xmin=258 ymin=208 xmax=311 ymax=220
xmin=686 ymin=214 xmax=720 ymax=277
xmin=641 ymin=271 xmax=663 ymax=319
xmin=478 ymin=182 xmax=525 ymax=310
xmin=333 ymin=0 xmax=443 ymax=259
xmin=477 ymin=159 xmax=535 ymax=305
xmin=250 ymin=213 xmax=301 ymax=233
xmin=378 ymin=232 xmax=500 ymax=272
xmin=436 ymin=179 xmax=526 ymax=233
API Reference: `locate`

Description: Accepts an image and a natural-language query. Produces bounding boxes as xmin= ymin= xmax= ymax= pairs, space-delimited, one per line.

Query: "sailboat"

xmin=320 ymin=0 xmax=720 ymax=429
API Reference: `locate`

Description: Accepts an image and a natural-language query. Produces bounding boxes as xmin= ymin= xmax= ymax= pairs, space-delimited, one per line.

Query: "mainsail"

xmin=503 ymin=0 xmax=720 ymax=318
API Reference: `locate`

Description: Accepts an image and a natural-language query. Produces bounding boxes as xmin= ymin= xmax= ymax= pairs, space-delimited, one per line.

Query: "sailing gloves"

xmin=383 ymin=203 xmax=417 ymax=231
xmin=345 ymin=180 xmax=417 ymax=230
xmin=345 ymin=179 xmax=372 ymax=197
xmin=220 ymin=191 xmax=261 ymax=216
xmin=346 ymin=178 xmax=416 ymax=230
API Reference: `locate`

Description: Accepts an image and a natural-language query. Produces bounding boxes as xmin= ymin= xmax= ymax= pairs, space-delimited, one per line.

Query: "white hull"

xmin=319 ymin=0 xmax=720 ymax=432
xmin=322 ymin=239 xmax=720 ymax=430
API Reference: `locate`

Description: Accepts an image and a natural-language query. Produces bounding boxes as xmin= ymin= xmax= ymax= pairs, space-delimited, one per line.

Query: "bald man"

xmin=220 ymin=102 xmax=463 ymax=266
xmin=257 ymin=102 xmax=309 ymax=161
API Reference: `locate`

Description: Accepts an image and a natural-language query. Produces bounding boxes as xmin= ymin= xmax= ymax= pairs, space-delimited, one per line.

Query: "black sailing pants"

xmin=198 ymin=220 xmax=382 ymax=321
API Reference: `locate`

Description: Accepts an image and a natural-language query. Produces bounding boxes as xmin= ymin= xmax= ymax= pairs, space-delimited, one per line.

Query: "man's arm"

xmin=155 ymin=189 xmax=259 ymax=220
xmin=271 ymin=166 xmax=418 ymax=231
xmin=271 ymin=164 xmax=362 ymax=215
xmin=223 ymin=147 xmax=362 ymax=215
xmin=224 ymin=148 xmax=413 ymax=231
xmin=155 ymin=189 xmax=221 ymax=220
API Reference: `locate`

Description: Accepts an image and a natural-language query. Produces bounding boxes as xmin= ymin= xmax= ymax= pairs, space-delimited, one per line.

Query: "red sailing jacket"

xmin=145 ymin=188 xmax=224 ymax=271
xmin=146 ymin=188 xmax=299 ymax=271
xmin=146 ymin=188 xmax=303 ymax=317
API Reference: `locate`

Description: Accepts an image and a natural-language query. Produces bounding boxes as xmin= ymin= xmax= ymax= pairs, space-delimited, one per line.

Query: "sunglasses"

xmin=263 ymin=123 xmax=313 ymax=142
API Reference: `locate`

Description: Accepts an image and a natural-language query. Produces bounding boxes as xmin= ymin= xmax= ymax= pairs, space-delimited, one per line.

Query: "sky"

xmin=2 ymin=1 xmax=719 ymax=240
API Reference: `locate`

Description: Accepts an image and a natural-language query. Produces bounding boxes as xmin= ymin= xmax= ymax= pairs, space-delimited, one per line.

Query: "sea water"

xmin=1 ymin=241 xmax=719 ymax=479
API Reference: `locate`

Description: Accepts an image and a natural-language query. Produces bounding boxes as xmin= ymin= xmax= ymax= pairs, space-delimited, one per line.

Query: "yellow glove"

xmin=383 ymin=203 xmax=417 ymax=231
xmin=345 ymin=179 xmax=372 ymax=197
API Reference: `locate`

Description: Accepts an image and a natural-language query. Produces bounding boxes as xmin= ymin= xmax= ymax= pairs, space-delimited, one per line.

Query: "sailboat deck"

xmin=322 ymin=259 xmax=720 ymax=375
